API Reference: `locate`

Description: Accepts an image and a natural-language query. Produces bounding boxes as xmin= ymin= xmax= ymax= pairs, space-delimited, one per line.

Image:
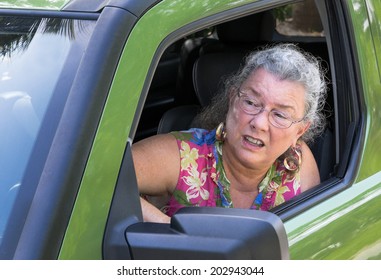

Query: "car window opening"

xmin=134 ymin=0 xmax=337 ymax=215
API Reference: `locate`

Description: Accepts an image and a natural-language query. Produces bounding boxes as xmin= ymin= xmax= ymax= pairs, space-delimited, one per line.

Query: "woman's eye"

xmin=273 ymin=111 xmax=289 ymax=120
xmin=245 ymin=99 xmax=260 ymax=107
xmin=244 ymin=100 xmax=253 ymax=106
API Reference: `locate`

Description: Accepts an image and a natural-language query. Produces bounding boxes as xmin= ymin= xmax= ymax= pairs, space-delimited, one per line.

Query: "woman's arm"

xmin=132 ymin=133 xmax=180 ymax=223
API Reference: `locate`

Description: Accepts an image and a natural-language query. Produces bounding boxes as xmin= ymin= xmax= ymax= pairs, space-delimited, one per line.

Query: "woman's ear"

xmin=294 ymin=121 xmax=311 ymax=145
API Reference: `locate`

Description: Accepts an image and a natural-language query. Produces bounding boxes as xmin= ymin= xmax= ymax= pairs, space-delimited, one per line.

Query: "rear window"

xmin=0 ymin=15 xmax=95 ymax=253
xmin=275 ymin=0 xmax=324 ymax=37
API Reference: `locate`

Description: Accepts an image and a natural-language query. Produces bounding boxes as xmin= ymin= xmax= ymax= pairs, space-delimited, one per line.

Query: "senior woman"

xmin=133 ymin=43 xmax=327 ymax=223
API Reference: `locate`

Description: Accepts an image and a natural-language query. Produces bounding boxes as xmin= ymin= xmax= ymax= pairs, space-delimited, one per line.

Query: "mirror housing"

xmin=125 ymin=207 xmax=289 ymax=260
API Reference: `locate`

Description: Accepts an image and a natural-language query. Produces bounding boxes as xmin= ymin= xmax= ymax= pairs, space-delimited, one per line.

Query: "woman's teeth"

xmin=245 ymin=136 xmax=264 ymax=147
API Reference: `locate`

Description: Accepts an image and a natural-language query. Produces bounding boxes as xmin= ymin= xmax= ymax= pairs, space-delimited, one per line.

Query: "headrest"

xmin=192 ymin=52 xmax=245 ymax=107
xmin=216 ymin=11 xmax=275 ymax=43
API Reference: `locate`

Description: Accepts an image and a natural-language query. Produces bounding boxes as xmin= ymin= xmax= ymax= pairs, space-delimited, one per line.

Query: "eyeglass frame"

xmin=236 ymin=88 xmax=306 ymax=129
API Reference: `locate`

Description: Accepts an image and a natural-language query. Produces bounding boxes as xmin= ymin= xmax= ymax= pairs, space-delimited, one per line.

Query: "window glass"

xmin=0 ymin=16 xmax=95 ymax=249
xmin=274 ymin=0 xmax=324 ymax=37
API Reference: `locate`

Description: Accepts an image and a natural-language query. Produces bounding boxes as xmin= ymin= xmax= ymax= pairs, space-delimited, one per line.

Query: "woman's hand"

xmin=140 ymin=197 xmax=170 ymax=223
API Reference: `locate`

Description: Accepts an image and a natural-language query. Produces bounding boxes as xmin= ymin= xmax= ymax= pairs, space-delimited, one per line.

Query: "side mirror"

xmin=125 ymin=207 xmax=289 ymax=260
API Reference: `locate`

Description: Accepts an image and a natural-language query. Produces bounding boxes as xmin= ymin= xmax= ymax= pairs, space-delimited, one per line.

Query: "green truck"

xmin=0 ymin=0 xmax=380 ymax=260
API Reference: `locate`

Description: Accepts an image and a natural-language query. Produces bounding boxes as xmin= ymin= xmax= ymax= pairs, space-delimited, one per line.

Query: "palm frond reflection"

xmin=0 ymin=16 xmax=81 ymax=58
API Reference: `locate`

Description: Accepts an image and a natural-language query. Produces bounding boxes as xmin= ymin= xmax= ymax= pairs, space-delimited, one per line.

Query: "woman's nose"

xmin=249 ymin=109 xmax=270 ymax=131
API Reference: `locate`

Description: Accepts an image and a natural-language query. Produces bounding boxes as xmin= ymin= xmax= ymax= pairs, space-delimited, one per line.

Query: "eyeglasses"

xmin=237 ymin=90 xmax=305 ymax=129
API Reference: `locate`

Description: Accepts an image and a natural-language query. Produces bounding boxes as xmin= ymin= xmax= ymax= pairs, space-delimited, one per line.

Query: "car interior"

xmin=134 ymin=1 xmax=336 ymax=191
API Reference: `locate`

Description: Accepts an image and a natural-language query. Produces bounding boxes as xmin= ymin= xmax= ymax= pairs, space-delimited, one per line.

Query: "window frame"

xmin=132 ymin=0 xmax=365 ymax=222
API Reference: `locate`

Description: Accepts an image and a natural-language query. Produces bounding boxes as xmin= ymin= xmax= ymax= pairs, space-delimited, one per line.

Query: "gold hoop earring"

xmin=283 ymin=146 xmax=301 ymax=172
xmin=216 ymin=122 xmax=226 ymax=141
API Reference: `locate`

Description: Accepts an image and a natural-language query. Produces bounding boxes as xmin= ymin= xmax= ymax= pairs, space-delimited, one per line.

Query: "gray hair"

xmin=193 ymin=43 xmax=328 ymax=143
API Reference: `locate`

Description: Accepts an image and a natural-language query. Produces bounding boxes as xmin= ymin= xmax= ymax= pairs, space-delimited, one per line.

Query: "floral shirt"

xmin=164 ymin=128 xmax=301 ymax=217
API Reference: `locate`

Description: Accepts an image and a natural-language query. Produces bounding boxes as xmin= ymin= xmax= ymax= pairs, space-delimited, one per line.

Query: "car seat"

xmin=158 ymin=11 xmax=275 ymax=133
xmin=173 ymin=11 xmax=275 ymax=105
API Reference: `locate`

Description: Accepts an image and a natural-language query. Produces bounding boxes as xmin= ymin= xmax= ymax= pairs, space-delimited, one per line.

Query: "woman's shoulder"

xmin=171 ymin=128 xmax=216 ymax=146
xmin=272 ymin=140 xmax=319 ymax=191
xmin=299 ymin=140 xmax=320 ymax=191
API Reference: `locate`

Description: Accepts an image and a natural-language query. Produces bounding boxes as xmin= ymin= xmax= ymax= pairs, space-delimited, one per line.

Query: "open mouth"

xmin=244 ymin=136 xmax=265 ymax=147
